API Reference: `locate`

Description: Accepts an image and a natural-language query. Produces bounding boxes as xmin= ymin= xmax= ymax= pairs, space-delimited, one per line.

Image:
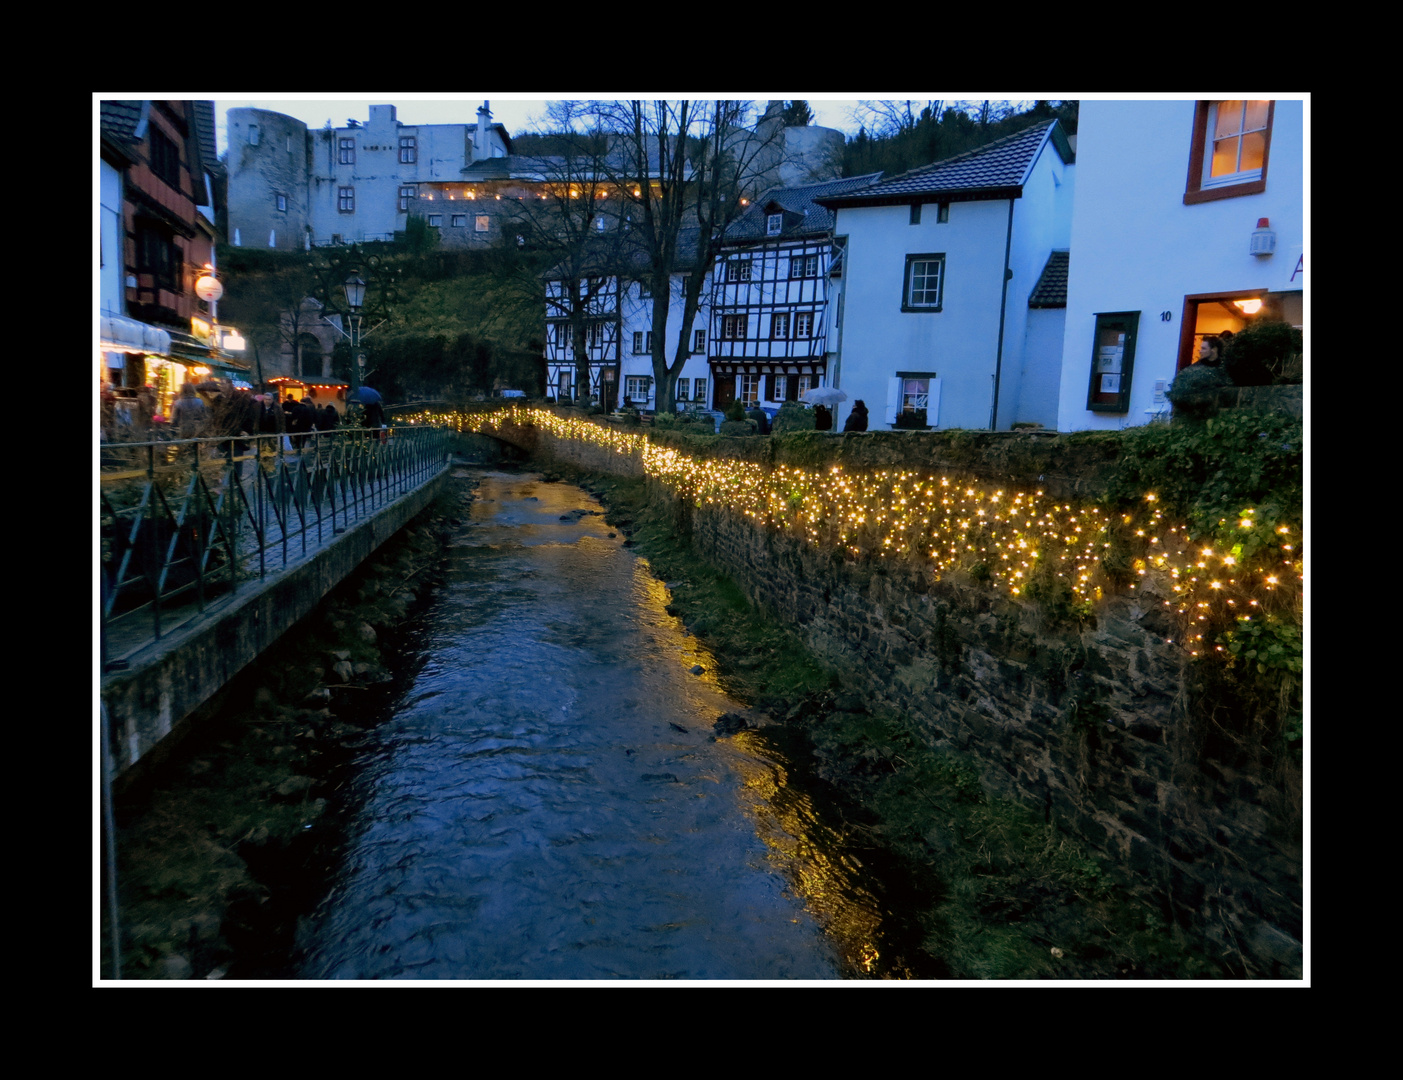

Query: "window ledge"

xmin=900 ymin=304 xmax=943 ymax=314
xmin=1184 ymin=179 xmax=1267 ymax=204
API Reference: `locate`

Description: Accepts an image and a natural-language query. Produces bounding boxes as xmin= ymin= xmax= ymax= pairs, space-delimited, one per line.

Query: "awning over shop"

xmin=166 ymin=329 xmax=252 ymax=373
xmin=100 ymin=314 xmax=170 ymax=356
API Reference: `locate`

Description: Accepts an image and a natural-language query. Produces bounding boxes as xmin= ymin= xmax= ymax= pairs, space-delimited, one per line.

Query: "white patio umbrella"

xmin=800 ymin=386 xmax=848 ymax=407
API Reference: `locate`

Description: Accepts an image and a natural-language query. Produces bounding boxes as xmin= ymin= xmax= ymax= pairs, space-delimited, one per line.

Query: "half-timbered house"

xmin=708 ymin=174 xmax=881 ymax=413
xmin=544 ymin=268 xmax=622 ymax=404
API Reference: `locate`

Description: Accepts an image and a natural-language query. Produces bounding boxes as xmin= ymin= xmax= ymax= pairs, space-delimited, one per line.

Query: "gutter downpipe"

xmin=990 ymin=197 xmax=1015 ymax=430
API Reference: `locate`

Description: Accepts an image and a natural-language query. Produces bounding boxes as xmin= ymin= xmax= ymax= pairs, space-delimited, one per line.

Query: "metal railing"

xmin=99 ymin=424 xmax=453 ymax=671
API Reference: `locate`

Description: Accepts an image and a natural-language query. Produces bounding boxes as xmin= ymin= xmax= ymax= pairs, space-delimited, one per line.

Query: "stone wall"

xmin=533 ymin=421 xmax=1303 ymax=977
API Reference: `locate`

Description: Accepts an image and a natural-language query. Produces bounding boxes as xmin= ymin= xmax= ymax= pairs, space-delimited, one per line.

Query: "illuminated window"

xmin=339 ymin=138 xmax=356 ymax=165
xmin=741 ymin=374 xmax=760 ymax=404
xmin=1185 ymin=100 xmax=1275 ymax=204
xmin=475 ymin=215 xmax=490 ymax=232
xmin=399 ymin=136 xmax=417 ymax=164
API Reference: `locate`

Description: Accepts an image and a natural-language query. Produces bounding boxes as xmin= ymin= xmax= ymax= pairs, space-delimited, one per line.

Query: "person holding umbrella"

xmin=348 ymin=386 xmax=386 ymax=442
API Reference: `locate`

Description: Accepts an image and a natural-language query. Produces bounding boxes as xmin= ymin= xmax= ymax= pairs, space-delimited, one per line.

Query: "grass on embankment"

xmin=564 ymin=466 xmax=1226 ymax=980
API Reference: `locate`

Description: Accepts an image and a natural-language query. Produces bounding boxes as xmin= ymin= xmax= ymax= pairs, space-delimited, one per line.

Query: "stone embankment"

xmin=105 ymin=477 xmax=476 ymax=980
xmin=531 ymin=416 xmax=1303 ymax=979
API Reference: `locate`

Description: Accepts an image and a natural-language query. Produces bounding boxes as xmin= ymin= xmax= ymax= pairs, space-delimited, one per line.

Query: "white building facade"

xmin=1055 ymin=99 xmax=1304 ymax=430
xmin=227 ymin=103 xmax=512 ymax=251
xmin=818 ymin=121 xmax=1075 ymax=432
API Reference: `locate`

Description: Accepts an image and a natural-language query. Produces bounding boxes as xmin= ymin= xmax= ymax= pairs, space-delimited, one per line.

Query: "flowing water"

xmin=300 ymin=470 xmax=914 ymax=980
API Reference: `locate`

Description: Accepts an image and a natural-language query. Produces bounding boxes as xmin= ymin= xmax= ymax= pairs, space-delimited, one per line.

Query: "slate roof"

xmin=190 ymin=100 xmax=223 ymax=175
xmin=815 ymin=121 xmax=1069 ymax=208
xmin=722 ymin=172 xmax=883 ymax=243
xmin=99 ymin=100 xmax=145 ymax=151
xmin=1028 ymin=250 xmax=1070 ymax=308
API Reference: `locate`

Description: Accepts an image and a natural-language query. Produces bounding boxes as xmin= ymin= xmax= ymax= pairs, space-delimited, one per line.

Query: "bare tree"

xmin=503 ymin=101 xmax=629 ymax=407
xmin=591 ymin=99 xmax=784 ymax=415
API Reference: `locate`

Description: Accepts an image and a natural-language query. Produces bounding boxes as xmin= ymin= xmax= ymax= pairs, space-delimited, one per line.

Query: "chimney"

xmin=474 ymin=101 xmax=491 ymax=160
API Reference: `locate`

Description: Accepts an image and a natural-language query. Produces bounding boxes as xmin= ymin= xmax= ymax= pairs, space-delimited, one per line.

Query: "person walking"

xmin=172 ymin=383 xmax=207 ymax=440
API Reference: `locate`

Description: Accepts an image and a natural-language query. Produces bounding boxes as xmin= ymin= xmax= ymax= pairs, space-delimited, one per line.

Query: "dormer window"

xmin=767 ymin=213 xmax=783 ymax=236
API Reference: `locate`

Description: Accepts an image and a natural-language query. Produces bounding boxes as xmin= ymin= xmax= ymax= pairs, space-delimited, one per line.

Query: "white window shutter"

xmin=927 ymin=378 xmax=941 ymax=428
xmin=885 ymin=377 xmax=903 ymax=425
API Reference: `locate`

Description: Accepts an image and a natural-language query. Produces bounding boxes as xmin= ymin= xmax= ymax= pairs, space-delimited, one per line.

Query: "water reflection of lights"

xmin=730 ymin=730 xmax=898 ymax=977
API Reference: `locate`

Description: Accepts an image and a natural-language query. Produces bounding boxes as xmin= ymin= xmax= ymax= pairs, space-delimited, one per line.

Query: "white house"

xmin=817 ymin=121 xmax=1075 ymax=431
xmin=1055 ymin=99 xmax=1304 ymax=430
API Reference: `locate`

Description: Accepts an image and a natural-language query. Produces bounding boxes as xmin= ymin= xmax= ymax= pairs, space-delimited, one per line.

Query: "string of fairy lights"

xmin=407 ymin=406 xmax=1303 ymax=658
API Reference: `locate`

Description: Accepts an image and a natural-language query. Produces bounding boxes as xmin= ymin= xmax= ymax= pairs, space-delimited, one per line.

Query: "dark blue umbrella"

xmin=346 ymin=386 xmax=382 ymax=405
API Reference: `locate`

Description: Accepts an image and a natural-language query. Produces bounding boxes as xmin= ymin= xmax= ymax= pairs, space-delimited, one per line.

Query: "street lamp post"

xmin=344 ymin=273 xmax=366 ymax=397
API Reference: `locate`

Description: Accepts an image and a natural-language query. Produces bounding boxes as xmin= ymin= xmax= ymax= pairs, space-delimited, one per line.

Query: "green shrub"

xmin=1224 ymin=320 xmax=1303 ymax=386
xmin=1166 ymin=364 xmax=1230 ymax=419
xmin=724 ymin=399 xmax=746 ymax=423
xmin=771 ymin=400 xmax=815 ymax=435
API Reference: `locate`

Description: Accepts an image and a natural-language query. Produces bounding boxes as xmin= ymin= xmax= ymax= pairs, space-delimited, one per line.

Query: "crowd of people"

xmin=101 ymin=379 xmax=386 ymax=450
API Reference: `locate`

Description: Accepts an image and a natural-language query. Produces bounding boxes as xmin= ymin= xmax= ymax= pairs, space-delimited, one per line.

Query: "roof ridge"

xmin=881 ymin=120 xmax=1055 ymax=186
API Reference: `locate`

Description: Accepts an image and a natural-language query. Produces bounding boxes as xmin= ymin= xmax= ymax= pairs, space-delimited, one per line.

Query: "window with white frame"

xmin=797 ymin=374 xmax=812 ymax=398
xmin=451 ymin=214 xmax=467 ymax=227
xmin=1204 ymin=100 xmax=1270 ymax=187
xmin=476 ymin=215 xmax=490 ymax=232
xmin=399 ymin=136 xmax=417 ymax=164
xmin=903 ymin=377 xmax=931 ymax=413
xmin=789 ymin=253 xmax=819 ymax=278
xmin=399 ymin=185 xmax=417 ymax=211
xmin=767 ymin=213 xmax=783 ymax=236
xmin=694 ymin=329 xmax=706 ymax=353
xmin=588 ymin=323 xmax=604 ymax=348
xmin=740 ymin=374 xmax=760 ymax=404
xmin=276 ymin=193 xmax=287 ymax=213
xmin=338 ymin=187 xmax=354 ymax=212
xmin=557 ymin=369 xmax=572 ymax=400
xmin=794 ymin=311 xmax=813 ymax=338
xmin=676 ymin=378 xmax=690 ymax=401
xmin=726 ymin=260 xmax=752 ymax=282
xmin=902 ymin=253 xmax=945 ymax=311
xmin=771 ymin=374 xmax=788 ymax=401
xmin=625 ymin=376 xmax=650 ymax=403
xmin=722 ymin=314 xmax=746 ymax=340
xmin=632 ymin=331 xmax=645 ymax=354
xmin=693 ymin=378 xmax=706 ymax=404
xmin=339 ymin=138 xmax=355 ymax=165
xmin=772 ymin=312 xmax=790 ymax=339
xmin=1186 ymin=100 xmax=1275 ymax=203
